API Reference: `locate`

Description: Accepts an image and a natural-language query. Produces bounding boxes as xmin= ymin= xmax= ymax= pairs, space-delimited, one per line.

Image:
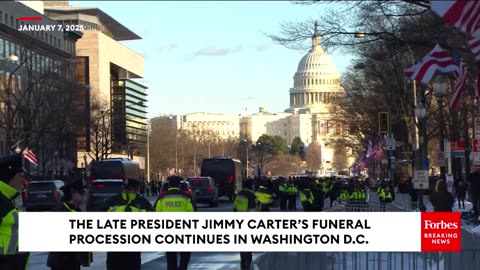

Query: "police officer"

xmin=286 ymin=178 xmax=298 ymax=210
xmin=104 ymin=178 xmax=153 ymax=270
xmin=47 ymin=177 xmax=92 ymax=270
xmin=154 ymin=176 xmax=194 ymax=270
xmin=255 ymin=180 xmax=273 ymax=212
xmin=299 ymin=185 xmax=314 ymax=212
xmin=0 ymin=154 xmax=29 ymax=270
xmin=278 ymin=178 xmax=288 ymax=210
xmin=233 ymin=179 xmax=257 ymax=270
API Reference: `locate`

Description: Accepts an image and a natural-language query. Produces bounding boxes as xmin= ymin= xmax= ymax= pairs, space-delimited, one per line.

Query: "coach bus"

xmin=89 ymin=158 xmax=141 ymax=183
xmin=200 ymin=157 xmax=242 ymax=201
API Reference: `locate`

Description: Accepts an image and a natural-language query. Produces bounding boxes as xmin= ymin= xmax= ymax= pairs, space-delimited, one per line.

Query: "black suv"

xmin=86 ymin=180 xmax=123 ymax=211
xmin=186 ymin=177 xmax=218 ymax=207
xmin=159 ymin=180 xmax=196 ymax=205
xmin=23 ymin=180 xmax=64 ymax=211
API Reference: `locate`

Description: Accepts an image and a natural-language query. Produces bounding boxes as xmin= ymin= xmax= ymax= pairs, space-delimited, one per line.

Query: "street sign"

xmin=423 ymin=158 xmax=430 ymax=170
xmin=446 ymin=174 xmax=454 ymax=193
xmin=475 ymin=117 xmax=480 ymax=138
xmin=450 ymin=141 xmax=465 ymax=151
xmin=386 ymin=137 xmax=396 ymax=150
xmin=451 ymin=152 xmax=465 ymax=158
xmin=436 ymin=152 xmax=446 ymax=167
xmin=413 ymin=170 xmax=429 ymax=189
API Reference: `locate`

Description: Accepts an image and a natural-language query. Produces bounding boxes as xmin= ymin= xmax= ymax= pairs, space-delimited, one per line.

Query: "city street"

xmin=26 ymin=196 xmax=256 ymax=270
xmin=24 ymin=193 xmax=369 ymax=270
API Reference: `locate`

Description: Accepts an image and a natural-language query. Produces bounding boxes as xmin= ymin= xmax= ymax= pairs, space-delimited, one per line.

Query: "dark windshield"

xmin=188 ymin=178 xmax=210 ymax=188
xmin=90 ymin=182 xmax=123 ymax=194
xmin=28 ymin=182 xmax=56 ymax=192
xmin=201 ymin=159 xmax=233 ymax=180
xmin=90 ymin=162 xmax=123 ymax=179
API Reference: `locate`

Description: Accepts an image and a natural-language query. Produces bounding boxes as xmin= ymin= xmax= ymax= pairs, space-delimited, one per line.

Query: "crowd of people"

xmin=2 ymin=148 xmax=480 ymax=270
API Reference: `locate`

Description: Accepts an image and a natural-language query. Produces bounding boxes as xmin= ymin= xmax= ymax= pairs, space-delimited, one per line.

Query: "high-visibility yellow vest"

xmin=0 ymin=181 xmax=21 ymax=255
xmin=155 ymin=188 xmax=194 ymax=212
xmin=299 ymin=189 xmax=314 ymax=204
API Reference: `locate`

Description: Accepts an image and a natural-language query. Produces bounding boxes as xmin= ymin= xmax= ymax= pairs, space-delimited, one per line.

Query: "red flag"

xmin=404 ymin=44 xmax=459 ymax=84
xmin=431 ymin=1 xmax=480 ymax=37
xmin=22 ymin=148 xmax=38 ymax=166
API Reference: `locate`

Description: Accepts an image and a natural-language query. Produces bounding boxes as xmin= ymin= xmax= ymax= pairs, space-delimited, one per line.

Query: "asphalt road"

xmin=25 ymin=195 xmax=262 ymax=270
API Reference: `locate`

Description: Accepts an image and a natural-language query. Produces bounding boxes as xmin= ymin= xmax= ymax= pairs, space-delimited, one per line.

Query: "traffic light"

xmin=378 ymin=112 xmax=389 ymax=134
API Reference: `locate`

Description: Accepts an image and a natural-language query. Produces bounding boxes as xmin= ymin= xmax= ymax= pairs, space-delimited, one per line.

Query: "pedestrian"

xmin=455 ymin=181 xmax=467 ymax=209
xmin=0 ymin=154 xmax=30 ymax=270
xmin=408 ymin=177 xmax=418 ymax=210
xmin=233 ymin=179 xmax=257 ymax=270
xmin=154 ymin=176 xmax=194 ymax=270
xmin=468 ymin=168 xmax=480 ymax=220
xmin=430 ymin=180 xmax=454 ymax=212
xmin=104 ymin=178 xmax=153 ymax=270
xmin=47 ymin=177 xmax=92 ymax=270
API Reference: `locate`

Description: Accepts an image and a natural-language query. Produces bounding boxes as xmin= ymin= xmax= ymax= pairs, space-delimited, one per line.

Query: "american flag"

xmin=366 ymin=140 xmax=373 ymax=158
xmin=449 ymin=48 xmax=468 ymax=110
xmin=404 ymin=44 xmax=459 ymax=85
xmin=431 ymin=1 xmax=480 ymax=38
xmin=371 ymin=145 xmax=384 ymax=160
xmin=468 ymin=35 xmax=480 ymax=63
xmin=22 ymin=147 xmax=38 ymax=166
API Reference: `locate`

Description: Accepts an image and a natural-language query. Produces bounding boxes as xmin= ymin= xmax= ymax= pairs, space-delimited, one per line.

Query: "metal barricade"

xmin=329 ymin=201 xmax=407 ymax=212
xmin=252 ymin=197 xmax=480 ymax=270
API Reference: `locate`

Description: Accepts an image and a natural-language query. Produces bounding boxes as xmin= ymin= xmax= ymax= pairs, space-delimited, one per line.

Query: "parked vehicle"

xmin=86 ymin=180 xmax=124 ymax=211
xmin=23 ymin=180 xmax=64 ymax=211
xmin=89 ymin=158 xmax=140 ymax=183
xmin=186 ymin=177 xmax=218 ymax=207
xmin=200 ymin=157 xmax=242 ymax=201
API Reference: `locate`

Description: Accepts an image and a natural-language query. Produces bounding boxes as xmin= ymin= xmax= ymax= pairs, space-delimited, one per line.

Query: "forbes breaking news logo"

xmin=421 ymin=212 xmax=461 ymax=252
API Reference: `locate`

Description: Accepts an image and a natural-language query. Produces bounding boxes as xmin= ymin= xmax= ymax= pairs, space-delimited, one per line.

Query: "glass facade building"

xmin=111 ymin=79 xmax=147 ymax=149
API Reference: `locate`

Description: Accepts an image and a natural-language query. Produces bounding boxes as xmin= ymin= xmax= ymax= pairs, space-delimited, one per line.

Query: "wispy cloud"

xmin=158 ymin=43 xmax=178 ymax=51
xmin=240 ymin=96 xmax=256 ymax=101
xmin=193 ymin=46 xmax=241 ymax=57
xmin=252 ymin=44 xmax=270 ymax=52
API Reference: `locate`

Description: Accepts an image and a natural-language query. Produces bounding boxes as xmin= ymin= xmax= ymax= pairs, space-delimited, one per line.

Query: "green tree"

xmin=290 ymin=136 xmax=305 ymax=159
xmin=272 ymin=135 xmax=288 ymax=155
xmin=254 ymin=134 xmax=288 ymax=176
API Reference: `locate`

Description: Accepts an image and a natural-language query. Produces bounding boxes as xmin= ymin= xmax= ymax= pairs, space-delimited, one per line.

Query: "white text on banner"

xmin=19 ymin=212 xmax=421 ymax=252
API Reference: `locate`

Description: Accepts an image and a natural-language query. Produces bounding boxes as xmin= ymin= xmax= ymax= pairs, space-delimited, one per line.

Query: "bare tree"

xmin=305 ymin=142 xmax=322 ymax=171
xmin=88 ymin=99 xmax=113 ymax=161
xmin=0 ymin=47 xmax=80 ymax=175
xmin=266 ymin=153 xmax=303 ymax=176
xmin=269 ymin=1 xmax=430 ymax=53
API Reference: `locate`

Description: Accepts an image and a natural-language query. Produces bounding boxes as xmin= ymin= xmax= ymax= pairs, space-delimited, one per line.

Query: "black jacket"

xmin=47 ymin=202 xmax=92 ymax=268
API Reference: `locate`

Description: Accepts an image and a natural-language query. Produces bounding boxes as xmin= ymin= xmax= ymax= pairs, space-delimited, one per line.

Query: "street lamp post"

xmin=147 ymin=119 xmax=151 ymax=183
xmin=244 ymin=140 xmax=254 ymax=179
xmin=415 ymin=102 xmax=427 ymax=212
xmin=432 ymin=75 xmax=448 ymax=180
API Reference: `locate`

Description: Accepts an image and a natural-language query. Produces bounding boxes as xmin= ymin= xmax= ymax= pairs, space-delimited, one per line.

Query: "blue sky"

xmin=73 ymin=1 xmax=353 ymax=118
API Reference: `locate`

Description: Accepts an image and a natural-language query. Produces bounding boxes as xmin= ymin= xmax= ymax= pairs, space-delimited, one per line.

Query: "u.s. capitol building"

xmin=154 ymin=23 xmax=353 ymax=174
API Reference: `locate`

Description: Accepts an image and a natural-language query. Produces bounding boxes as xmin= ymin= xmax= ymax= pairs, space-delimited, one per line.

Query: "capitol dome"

xmin=286 ymin=22 xmax=343 ymax=114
